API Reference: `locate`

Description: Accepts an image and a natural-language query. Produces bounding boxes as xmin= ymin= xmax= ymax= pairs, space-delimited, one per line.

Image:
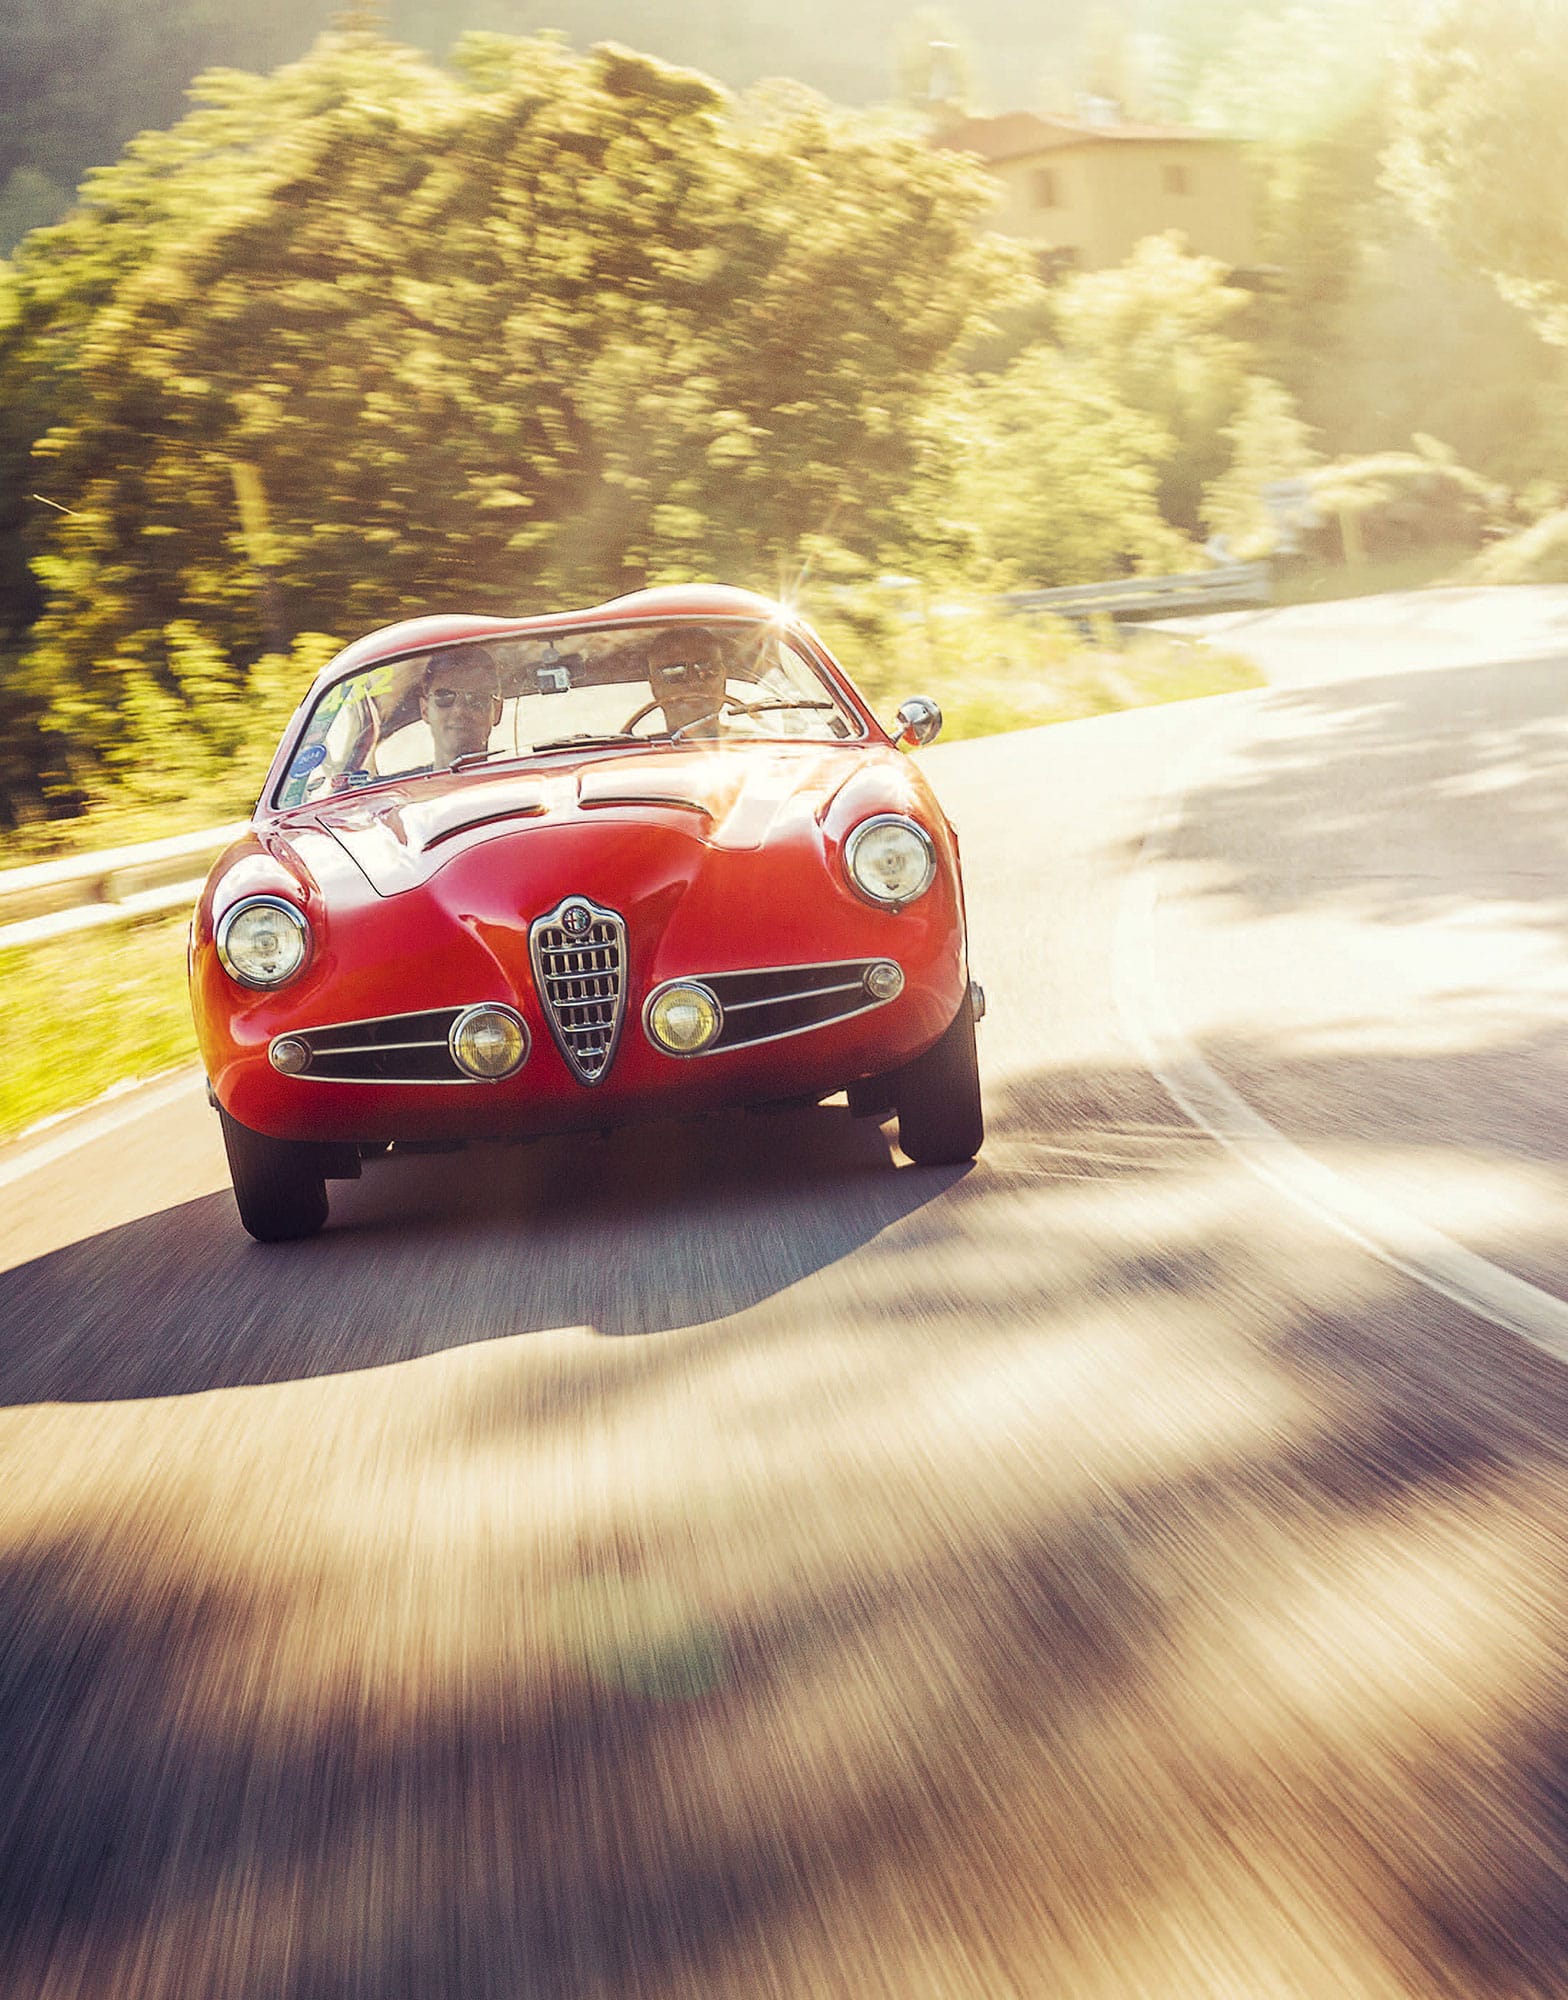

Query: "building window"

xmin=1163 ymin=163 xmax=1191 ymax=196
xmin=1031 ymin=167 xmax=1060 ymax=209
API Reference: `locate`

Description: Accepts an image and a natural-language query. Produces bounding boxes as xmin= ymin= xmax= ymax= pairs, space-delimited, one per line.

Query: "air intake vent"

xmin=270 ymin=1008 xmax=469 ymax=1083
xmin=702 ymin=960 xmax=898 ymax=1051
xmin=528 ymin=896 xmax=627 ymax=1085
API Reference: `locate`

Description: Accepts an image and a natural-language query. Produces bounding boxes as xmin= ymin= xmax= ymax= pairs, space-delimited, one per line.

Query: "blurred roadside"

xmin=1155 ymin=582 xmax=1568 ymax=684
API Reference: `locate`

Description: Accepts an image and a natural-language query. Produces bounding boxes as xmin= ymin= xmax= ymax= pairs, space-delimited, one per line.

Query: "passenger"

xmin=420 ymin=646 xmax=502 ymax=769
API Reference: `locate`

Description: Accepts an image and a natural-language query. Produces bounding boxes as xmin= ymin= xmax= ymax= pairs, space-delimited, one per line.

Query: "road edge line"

xmin=1113 ymin=705 xmax=1568 ymax=1368
xmin=0 ymin=1068 xmax=205 ymax=1193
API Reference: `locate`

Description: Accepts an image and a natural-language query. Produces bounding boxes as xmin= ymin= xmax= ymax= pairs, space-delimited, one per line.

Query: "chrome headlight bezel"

xmin=448 ymin=1003 xmax=530 ymax=1081
xmin=215 ymin=895 xmax=312 ymax=990
xmin=643 ymin=980 xmax=725 ymax=1057
xmin=843 ymin=815 xmax=937 ymax=911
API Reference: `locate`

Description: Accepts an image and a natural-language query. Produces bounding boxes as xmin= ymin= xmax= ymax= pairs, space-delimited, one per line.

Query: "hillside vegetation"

xmin=0 ymin=2 xmax=1565 ymax=850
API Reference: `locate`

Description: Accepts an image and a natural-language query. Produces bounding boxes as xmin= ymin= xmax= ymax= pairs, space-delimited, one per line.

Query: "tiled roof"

xmin=932 ymin=111 xmax=1230 ymax=162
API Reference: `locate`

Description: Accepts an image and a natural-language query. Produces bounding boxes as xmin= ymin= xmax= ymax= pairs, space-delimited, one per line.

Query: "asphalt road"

xmin=3 ymin=599 xmax=1568 ymax=1998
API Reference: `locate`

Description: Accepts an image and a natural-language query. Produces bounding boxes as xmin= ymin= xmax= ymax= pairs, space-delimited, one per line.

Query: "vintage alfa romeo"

xmin=191 ymin=584 xmax=985 ymax=1239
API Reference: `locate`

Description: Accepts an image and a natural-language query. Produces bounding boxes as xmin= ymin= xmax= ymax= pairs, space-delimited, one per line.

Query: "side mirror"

xmin=893 ymin=696 xmax=943 ymax=748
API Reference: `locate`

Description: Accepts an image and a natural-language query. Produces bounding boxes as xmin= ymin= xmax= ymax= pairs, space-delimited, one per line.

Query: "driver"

xmin=644 ymin=627 xmax=728 ymax=738
xmin=420 ymin=646 xmax=502 ymax=769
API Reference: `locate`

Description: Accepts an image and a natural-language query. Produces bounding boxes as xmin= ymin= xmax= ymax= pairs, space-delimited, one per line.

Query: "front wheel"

xmin=218 ymin=1106 xmax=329 ymax=1242
xmin=894 ymin=995 xmax=984 ymax=1166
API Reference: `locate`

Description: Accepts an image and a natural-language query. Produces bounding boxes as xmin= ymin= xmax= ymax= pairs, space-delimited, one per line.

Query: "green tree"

xmin=1050 ymin=232 xmax=1257 ymax=535
xmin=952 ymin=346 xmax=1190 ymax=586
xmin=1202 ymin=374 xmax=1317 ymax=555
xmin=4 ymin=27 xmax=1015 ymax=819
xmin=1387 ymin=0 xmax=1568 ymax=343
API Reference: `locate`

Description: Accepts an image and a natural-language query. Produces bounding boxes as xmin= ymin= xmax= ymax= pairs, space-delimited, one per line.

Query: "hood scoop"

xmin=374 ymin=779 xmax=548 ymax=852
xmin=318 ymin=777 xmax=548 ymax=893
xmin=576 ymin=756 xmax=740 ymax=820
xmin=575 ymin=748 xmax=848 ymax=851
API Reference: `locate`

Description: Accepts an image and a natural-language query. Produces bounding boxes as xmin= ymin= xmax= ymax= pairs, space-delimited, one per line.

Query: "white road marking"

xmin=1113 ymin=708 xmax=1568 ymax=1367
xmin=0 ymin=1068 xmax=204 ymax=1193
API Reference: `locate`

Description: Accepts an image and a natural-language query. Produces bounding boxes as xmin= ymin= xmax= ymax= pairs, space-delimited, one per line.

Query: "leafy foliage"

xmin=1304 ymin=442 xmax=1509 ymax=558
xmin=1388 ymin=0 xmax=1568 ymax=344
xmin=1463 ymin=507 xmax=1568 ymax=584
xmin=4 ymin=0 xmax=1565 ymax=846
xmin=1049 ymin=234 xmax=1262 ymax=537
xmin=949 ymin=349 xmax=1190 ymax=585
xmin=1202 ymin=374 xmax=1318 ymax=558
xmin=0 ymin=28 xmax=1014 ymax=827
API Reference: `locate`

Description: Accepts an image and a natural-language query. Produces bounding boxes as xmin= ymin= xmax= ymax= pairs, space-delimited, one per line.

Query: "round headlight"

xmin=449 ymin=1005 xmax=529 ymax=1080
xmin=844 ymin=817 xmax=936 ymax=909
xmin=645 ymin=982 xmax=723 ymax=1056
xmin=216 ymin=896 xmax=311 ymax=988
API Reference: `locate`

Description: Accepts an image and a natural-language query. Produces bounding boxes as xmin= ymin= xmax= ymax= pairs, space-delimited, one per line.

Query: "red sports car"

xmin=191 ymin=584 xmax=985 ymax=1240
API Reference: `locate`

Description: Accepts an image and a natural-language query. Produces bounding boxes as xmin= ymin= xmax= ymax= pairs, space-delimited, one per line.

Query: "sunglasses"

xmin=428 ymin=687 xmax=497 ymax=712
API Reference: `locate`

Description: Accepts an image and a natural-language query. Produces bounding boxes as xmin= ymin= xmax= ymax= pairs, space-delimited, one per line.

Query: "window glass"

xmin=274 ymin=622 xmax=862 ymax=808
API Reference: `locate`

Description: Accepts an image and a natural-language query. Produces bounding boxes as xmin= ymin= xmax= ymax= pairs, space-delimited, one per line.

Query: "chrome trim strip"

xmin=299 ymin=1038 xmax=450 ymax=1055
xmin=639 ymin=957 xmax=904 ymax=1058
xmin=267 ymin=1073 xmax=492 ymax=1088
xmin=267 ymin=1002 xmax=528 ymax=1086
xmin=270 ymin=1004 xmax=463 ymax=1038
xmin=720 ymin=979 xmax=864 ymax=1014
xmin=719 ymin=994 xmax=888 ymax=1054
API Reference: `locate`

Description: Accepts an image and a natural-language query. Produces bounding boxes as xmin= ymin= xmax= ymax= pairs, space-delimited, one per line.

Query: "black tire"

xmin=894 ymin=994 xmax=984 ymax=1166
xmin=218 ymin=1106 xmax=330 ymax=1242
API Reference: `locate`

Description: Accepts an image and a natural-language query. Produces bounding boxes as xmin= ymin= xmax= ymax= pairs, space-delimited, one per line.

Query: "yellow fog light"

xmin=645 ymin=982 xmax=723 ymax=1056
xmin=449 ymin=1005 xmax=529 ymax=1080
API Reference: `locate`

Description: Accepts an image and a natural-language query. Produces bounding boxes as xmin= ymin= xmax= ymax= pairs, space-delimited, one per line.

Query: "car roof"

xmin=304 ymin=584 xmax=793 ymax=704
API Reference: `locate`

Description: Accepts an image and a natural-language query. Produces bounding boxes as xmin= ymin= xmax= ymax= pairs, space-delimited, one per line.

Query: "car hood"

xmin=291 ymin=743 xmax=882 ymax=897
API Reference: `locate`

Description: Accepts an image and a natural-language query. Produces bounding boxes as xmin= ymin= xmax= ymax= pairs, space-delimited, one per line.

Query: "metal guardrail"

xmin=0 ymin=821 xmax=246 ymax=951
xmin=1000 ymin=561 xmax=1272 ymax=622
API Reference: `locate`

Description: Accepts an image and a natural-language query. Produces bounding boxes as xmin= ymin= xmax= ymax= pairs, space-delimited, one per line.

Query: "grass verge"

xmin=0 ymin=909 xmax=196 ymax=1145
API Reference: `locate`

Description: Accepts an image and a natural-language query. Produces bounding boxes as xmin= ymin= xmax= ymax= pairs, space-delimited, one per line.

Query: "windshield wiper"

xmin=528 ymin=732 xmax=644 ymax=753
xmin=722 ymin=699 xmax=836 ymax=717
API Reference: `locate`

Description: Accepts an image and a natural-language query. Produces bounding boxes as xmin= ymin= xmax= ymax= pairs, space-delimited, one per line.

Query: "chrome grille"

xmin=528 ymin=896 xmax=627 ymax=1086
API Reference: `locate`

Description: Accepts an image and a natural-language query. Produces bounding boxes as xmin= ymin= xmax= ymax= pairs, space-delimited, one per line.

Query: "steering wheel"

xmin=620 ymin=696 xmax=740 ymax=738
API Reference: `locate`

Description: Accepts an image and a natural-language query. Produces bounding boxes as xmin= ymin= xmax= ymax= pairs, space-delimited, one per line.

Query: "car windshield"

xmin=273 ymin=618 xmax=863 ymax=808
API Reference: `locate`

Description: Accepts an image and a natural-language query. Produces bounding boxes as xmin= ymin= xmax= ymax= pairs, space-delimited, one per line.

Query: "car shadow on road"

xmin=0 ymin=1101 xmax=969 ymax=1404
